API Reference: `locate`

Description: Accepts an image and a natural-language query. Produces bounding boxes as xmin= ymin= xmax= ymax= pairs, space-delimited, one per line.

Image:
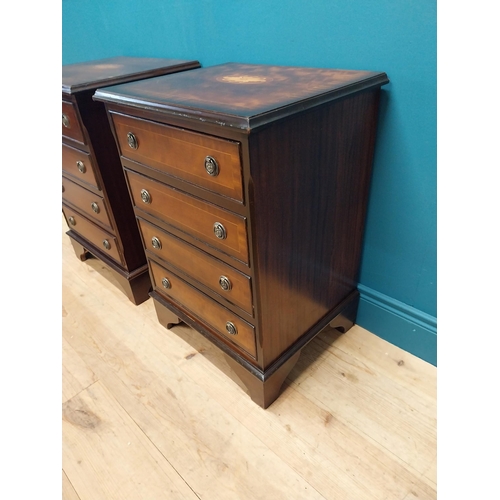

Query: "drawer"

xmin=111 ymin=113 xmax=243 ymax=202
xmin=127 ymin=170 xmax=249 ymax=264
xmin=149 ymin=259 xmax=256 ymax=358
xmin=62 ymin=100 xmax=86 ymax=145
xmin=62 ymin=176 xmax=112 ymax=231
xmin=62 ymin=204 xmax=123 ymax=265
xmin=138 ymin=219 xmax=253 ymax=315
xmin=62 ymin=144 xmax=100 ymax=190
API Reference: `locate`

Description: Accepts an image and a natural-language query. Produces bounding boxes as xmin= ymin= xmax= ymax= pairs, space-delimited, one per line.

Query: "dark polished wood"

xmin=138 ymin=218 xmax=253 ymax=315
xmin=152 ymin=296 xmax=182 ymax=330
xmin=62 ymin=176 xmax=112 ymax=231
xmin=149 ymin=259 xmax=257 ymax=359
xmin=328 ymin=291 xmax=359 ymax=333
xmin=225 ymin=351 xmax=301 ymax=409
xmin=62 ymin=144 xmax=100 ymax=190
xmin=125 ymin=169 xmax=249 ymax=264
xmin=248 ymin=89 xmax=381 ymax=367
xmin=95 ymin=63 xmax=388 ymax=130
xmin=63 ymin=204 xmax=123 ymax=264
xmin=96 ymin=63 xmax=389 ymax=407
xmin=111 ymin=112 xmax=244 ymax=202
xmin=69 ymin=235 xmax=91 ymax=262
xmin=62 ymin=56 xmax=200 ymax=94
xmin=62 ymin=57 xmax=200 ymax=304
xmin=62 ymin=100 xmax=86 ymax=145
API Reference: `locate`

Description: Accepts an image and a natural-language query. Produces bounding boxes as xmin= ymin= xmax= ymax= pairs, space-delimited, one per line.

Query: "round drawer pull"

xmin=204 ymin=156 xmax=219 ymax=177
xmin=219 ymin=276 xmax=232 ymax=292
xmin=62 ymin=185 xmax=65 ymax=193
xmin=225 ymin=321 xmax=238 ymax=336
xmin=140 ymin=189 xmax=151 ymax=204
xmin=68 ymin=216 xmax=76 ymax=226
xmin=62 ymin=113 xmax=70 ymax=128
xmin=127 ymin=132 xmax=138 ymax=150
xmin=151 ymin=236 xmax=162 ymax=250
xmin=91 ymin=202 xmax=100 ymax=214
xmin=102 ymin=239 xmax=111 ymax=250
xmin=76 ymin=160 xmax=86 ymax=174
xmin=161 ymin=277 xmax=171 ymax=289
xmin=213 ymin=222 xmax=227 ymax=240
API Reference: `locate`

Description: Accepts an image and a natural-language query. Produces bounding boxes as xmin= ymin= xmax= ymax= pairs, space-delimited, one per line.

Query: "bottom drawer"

xmin=63 ymin=204 xmax=123 ymax=265
xmin=149 ymin=259 xmax=256 ymax=359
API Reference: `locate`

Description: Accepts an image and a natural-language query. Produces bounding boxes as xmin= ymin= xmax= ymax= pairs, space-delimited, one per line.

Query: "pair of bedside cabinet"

xmin=63 ymin=57 xmax=388 ymax=408
xmin=62 ymin=57 xmax=201 ymax=304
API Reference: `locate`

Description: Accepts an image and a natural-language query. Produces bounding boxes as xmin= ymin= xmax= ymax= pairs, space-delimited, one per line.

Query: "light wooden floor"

xmin=62 ymin=218 xmax=437 ymax=500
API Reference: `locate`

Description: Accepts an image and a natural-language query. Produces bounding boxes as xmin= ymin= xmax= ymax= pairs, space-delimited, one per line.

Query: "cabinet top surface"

xmin=94 ymin=63 xmax=388 ymax=130
xmin=62 ymin=56 xmax=201 ymax=95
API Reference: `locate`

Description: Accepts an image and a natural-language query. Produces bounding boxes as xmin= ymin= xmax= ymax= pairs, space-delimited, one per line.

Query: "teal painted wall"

xmin=62 ymin=0 xmax=437 ymax=364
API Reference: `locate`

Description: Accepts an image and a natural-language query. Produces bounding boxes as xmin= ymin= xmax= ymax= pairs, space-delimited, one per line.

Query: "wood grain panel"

xmin=112 ymin=112 xmax=243 ymax=201
xmin=62 ymin=176 xmax=112 ymax=230
xmin=94 ymin=63 xmax=388 ymax=130
xmin=62 ymin=56 xmax=200 ymax=94
xmin=126 ymin=170 xmax=249 ymax=263
xmin=94 ymin=63 xmax=389 ymax=407
xmin=74 ymin=90 xmax=147 ymax=272
xmin=248 ymin=89 xmax=381 ymax=368
xmin=62 ymin=204 xmax=122 ymax=265
xmin=149 ymin=259 xmax=256 ymax=358
xmin=62 ymin=144 xmax=99 ymax=190
xmin=138 ymin=218 xmax=253 ymax=314
xmin=62 ymin=100 xmax=86 ymax=145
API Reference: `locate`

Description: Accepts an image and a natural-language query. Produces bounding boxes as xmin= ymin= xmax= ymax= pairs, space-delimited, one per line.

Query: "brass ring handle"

xmin=127 ymin=132 xmax=138 ymax=150
xmin=140 ymin=189 xmax=151 ymax=204
xmin=219 ymin=276 xmax=232 ymax=291
xmin=62 ymin=113 xmax=70 ymax=128
xmin=68 ymin=216 xmax=76 ymax=226
xmin=225 ymin=321 xmax=238 ymax=336
xmin=205 ymin=156 xmax=219 ymax=177
xmin=161 ymin=277 xmax=171 ymax=289
xmin=213 ymin=222 xmax=227 ymax=240
xmin=76 ymin=160 xmax=86 ymax=174
xmin=91 ymin=202 xmax=100 ymax=214
xmin=102 ymin=239 xmax=111 ymax=250
xmin=151 ymin=236 xmax=162 ymax=250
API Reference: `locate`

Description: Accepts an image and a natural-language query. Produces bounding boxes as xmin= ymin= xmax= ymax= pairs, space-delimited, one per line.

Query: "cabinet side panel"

xmin=248 ymin=89 xmax=381 ymax=368
xmin=76 ymin=90 xmax=147 ymax=271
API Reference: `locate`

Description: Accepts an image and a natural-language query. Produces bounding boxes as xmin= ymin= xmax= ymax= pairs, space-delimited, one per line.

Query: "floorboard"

xmin=62 ymin=216 xmax=437 ymax=499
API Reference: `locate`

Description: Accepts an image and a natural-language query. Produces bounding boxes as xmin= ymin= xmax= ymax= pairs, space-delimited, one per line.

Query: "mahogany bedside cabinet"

xmin=62 ymin=56 xmax=200 ymax=304
xmin=94 ymin=63 xmax=389 ymax=406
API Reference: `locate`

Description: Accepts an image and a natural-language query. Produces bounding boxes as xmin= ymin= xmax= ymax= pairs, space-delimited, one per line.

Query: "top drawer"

xmin=62 ymin=100 xmax=86 ymax=145
xmin=111 ymin=113 xmax=243 ymax=202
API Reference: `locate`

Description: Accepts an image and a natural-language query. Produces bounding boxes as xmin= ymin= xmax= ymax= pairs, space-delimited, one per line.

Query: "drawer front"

xmin=127 ymin=170 xmax=249 ymax=264
xmin=112 ymin=113 xmax=243 ymax=202
xmin=150 ymin=259 xmax=256 ymax=358
xmin=62 ymin=176 xmax=112 ymax=231
xmin=62 ymin=144 xmax=100 ymax=190
xmin=138 ymin=219 xmax=253 ymax=315
xmin=62 ymin=204 xmax=123 ymax=265
xmin=62 ymin=101 xmax=86 ymax=145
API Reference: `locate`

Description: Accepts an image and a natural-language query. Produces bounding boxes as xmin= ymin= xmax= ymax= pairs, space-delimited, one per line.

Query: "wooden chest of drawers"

xmin=62 ymin=56 xmax=200 ymax=304
xmin=95 ymin=63 xmax=389 ymax=407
